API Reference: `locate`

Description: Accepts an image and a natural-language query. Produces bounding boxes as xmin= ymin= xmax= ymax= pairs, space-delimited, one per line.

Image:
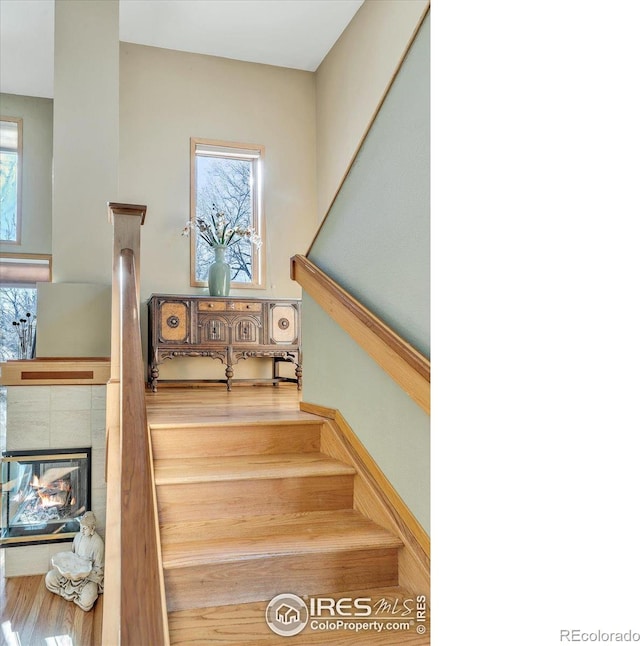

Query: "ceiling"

xmin=0 ymin=0 xmax=364 ymax=99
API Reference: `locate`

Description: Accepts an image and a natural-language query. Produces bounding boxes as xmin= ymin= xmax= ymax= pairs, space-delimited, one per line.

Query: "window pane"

xmin=191 ymin=138 xmax=264 ymax=287
xmin=195 ymin=153 xmax=256 ymax=284
xmin=0 ymin=150 xmax=18 ymax=241
xmin=0 ymin=287 xmax=37 ymax=360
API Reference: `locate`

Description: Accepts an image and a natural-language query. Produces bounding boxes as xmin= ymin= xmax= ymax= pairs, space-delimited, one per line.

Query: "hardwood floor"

xmin=145 ymin=383 xmax=314 ymax=427
xmin=1 ymin=386 xmax=429 ymax=645
xmin=147 ymin=385 xmax=429 ymax=645
xmin=0 ymin=386 xmax=304 ymax=646
xmin=0 ymin=562 xmax=102 ymax=645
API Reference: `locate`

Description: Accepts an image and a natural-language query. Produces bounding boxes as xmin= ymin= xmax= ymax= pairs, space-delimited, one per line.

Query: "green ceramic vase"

xmin=208 ymin=246 xmax=231 ymax=296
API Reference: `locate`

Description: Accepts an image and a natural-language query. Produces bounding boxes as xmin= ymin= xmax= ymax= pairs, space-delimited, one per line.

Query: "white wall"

xmin=36 ymin=283 xmax=111 ymax=357
xmin=119 ymin=43 xmax=317 ymax=380
xmin=119 ymin=43 xmax=317 ymax=301
xmin=30 ymin=1 xmax=120 ymax=358
xmin=52 ymin=0 xmax=119 ymax=283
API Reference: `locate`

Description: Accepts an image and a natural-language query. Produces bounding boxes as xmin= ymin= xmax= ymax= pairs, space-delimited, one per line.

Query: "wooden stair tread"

xmin=154 ymin=452 xmax=355 ymax=485
xmin=149 ymin=417 xmax=323 ymax=431
xmin=160 ymin=510 xmax=361 ymax=544
xmin=151 ymin=421 xmax=321 ymax=459
xmin=168 ymin=585 xmax=429 ymax=645
xmin=161 ymin=510 xmax=402 ymax=569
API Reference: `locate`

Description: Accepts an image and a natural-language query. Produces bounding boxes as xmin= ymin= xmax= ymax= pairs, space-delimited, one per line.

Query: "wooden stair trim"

xmin=301 ymin=401 xmax=430 ymax=601
xmin=153 ymin=452 xmax=355 ymax=485
xmin=291 ymin=254 xmax=430 ymax=414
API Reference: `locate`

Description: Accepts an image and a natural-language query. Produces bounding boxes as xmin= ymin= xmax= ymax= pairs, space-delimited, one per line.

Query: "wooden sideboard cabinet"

xmin=147 ymin=294 xmax=302 ymax=391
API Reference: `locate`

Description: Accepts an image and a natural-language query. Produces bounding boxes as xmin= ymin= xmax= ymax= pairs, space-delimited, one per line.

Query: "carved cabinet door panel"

xmin=199 ymin=315 xmax=230 ymax=344
xmin=232 ymin=315 xmax=262 ymax=345
xmin=269 ymin=303 xmax=299 ymax=345
xmin=159 ymin=300 xmax=189 ymax=343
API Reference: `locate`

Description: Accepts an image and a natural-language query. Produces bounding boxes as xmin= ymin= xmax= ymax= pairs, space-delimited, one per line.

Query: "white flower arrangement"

xmin=182 ymin=203 xmax=262 ymax=249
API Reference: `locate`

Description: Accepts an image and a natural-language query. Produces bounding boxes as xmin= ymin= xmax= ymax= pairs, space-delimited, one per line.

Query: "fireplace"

xmin=1 ymin=448 xmax=91 ymax=547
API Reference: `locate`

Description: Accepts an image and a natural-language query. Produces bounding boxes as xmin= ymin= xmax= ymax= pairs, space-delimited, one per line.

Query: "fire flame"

xmin=30 ymin=475 xmax=72 ymax=508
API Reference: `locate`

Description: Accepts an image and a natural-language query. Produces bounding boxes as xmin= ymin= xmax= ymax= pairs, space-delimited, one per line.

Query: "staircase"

xmin=149 ymin=413 xmax=428 ymax=644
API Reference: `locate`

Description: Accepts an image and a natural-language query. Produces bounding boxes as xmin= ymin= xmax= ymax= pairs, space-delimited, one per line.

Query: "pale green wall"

xmin=0 ymin=93 xmax=52 ymax=255
xmin=302 ymin=297 xmax=430 ymax=531
xmin=315 ymin=0 xmax=429 ymax=219
xmin=309 ymin=13 xmax=429 ymax=356
xmin=304 ymin=14 xmax=430 ymax=532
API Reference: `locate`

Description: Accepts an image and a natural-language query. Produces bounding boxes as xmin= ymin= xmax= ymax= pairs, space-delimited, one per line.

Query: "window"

xmin=0 ymin=253 xmax=51 ymax=360
xmin=190 ymin=138 xmax=265 ymax=289
xmin=0 ymin=117 xmax=22 ymax=243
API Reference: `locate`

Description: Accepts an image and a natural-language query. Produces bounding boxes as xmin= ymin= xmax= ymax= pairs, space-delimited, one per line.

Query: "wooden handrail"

xmin=103 ymin=203 xmax=169 ymax=645
xmin=291 ymin=254 xmax=430 ymax=414
xmin=119 ymin=249 xmax=167 ymax=644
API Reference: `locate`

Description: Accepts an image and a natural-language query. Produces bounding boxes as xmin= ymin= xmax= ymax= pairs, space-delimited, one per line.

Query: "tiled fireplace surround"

xmin=2 ymin=382 xmax=107 ymax=577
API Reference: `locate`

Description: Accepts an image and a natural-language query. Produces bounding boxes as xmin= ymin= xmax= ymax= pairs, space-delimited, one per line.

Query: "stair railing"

xmin=103 ymin=203 xmax=169 ymax=645
xmin=291 ymin=254 xmax=430 ymax=414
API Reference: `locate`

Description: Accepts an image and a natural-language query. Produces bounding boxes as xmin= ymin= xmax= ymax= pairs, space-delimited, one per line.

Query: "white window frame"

xmin=0 ymin=116 xmax=23 ymax=244
xmin=190 ymin=137 xmax=265 ymax=290
xmin=0 ymin=253 xmax=52 ymax=361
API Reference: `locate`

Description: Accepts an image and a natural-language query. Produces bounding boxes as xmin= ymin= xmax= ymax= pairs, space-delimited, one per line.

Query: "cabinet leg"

xmin=150 ymin=363 xmax=159 ymax=393
xmin=296 ymin=364 xmax=302 ymax=390
xmin=225 ymin=364 xmax=233 ymax=391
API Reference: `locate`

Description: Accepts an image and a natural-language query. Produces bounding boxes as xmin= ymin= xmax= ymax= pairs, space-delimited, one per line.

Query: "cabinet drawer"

xmin=198 ymin=301 xmax=262 ymax=312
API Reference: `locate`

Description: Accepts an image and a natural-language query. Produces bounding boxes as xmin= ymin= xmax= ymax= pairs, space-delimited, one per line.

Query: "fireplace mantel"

xmin=0 ymin=358 xmax=110 ymax=386
xmin=1 ymin=358 xmax=109 ymax=576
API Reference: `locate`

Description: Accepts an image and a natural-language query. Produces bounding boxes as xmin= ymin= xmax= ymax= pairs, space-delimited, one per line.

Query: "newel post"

xmin=108 ymin=202 xmax=147 ymax=387
xmin=103 ymin=202 xmax=147 ymax=646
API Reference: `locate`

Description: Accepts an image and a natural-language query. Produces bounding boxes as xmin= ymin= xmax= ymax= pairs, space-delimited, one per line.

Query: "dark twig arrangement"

xmin=12 ymin=312 xmax=36 ymax=359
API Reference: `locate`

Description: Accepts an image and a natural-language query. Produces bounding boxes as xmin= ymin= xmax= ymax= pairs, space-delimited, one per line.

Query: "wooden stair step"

xmin=160 ymin=510 xmax=372 ymax=545
xmin=154 ymin=453 xmax=356 ymax=523
xmin=164 ymin=548 xmax=400 ymax=611
xmin=161 ymin=510 xmax=403 ymax=610
xmin=161 ymin=510 xmax=402 ymax=568
xmin=150 ymin=420 xmax=322 ymax=459
xmin=168 ymin=586 xmax=430 ymax=645
xmin=154 ymin=452 xmax=355 ymax=485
